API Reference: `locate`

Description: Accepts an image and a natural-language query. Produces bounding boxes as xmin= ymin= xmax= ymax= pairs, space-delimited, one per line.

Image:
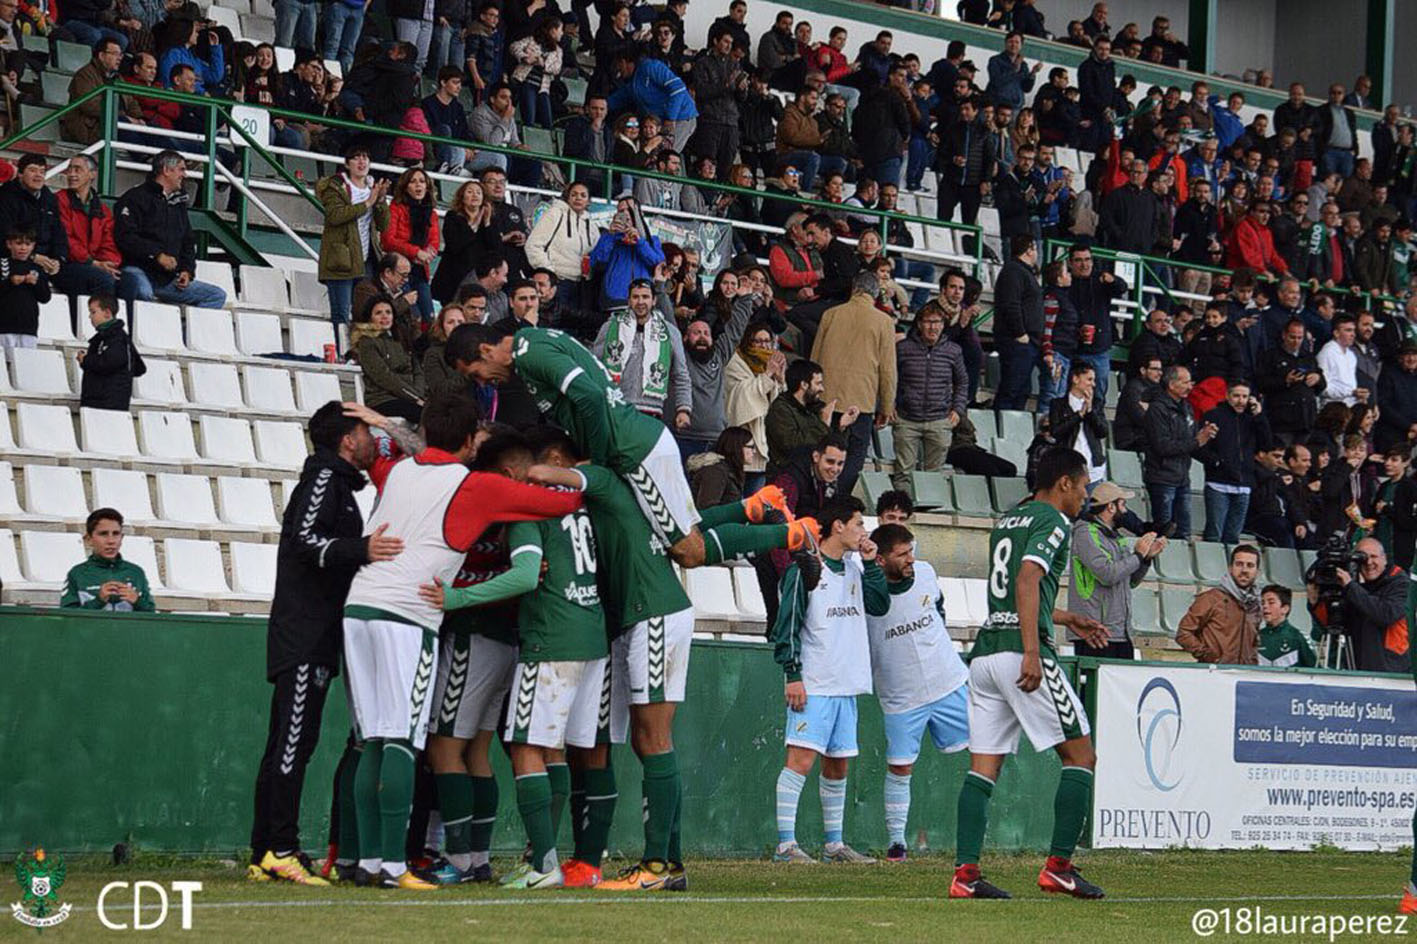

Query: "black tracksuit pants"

xmin=250 ymin=662 xmax=335 ymax=862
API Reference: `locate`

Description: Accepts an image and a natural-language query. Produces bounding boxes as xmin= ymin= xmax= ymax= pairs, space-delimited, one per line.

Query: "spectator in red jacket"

xmin=129 ymin=52 xmax=181 ymax=130
xmin=54 ymin=155 xmax=121 ymax=297
xmin=1226 ymin=201 xmax=1289 ymax=277
xmin=380 ymin=166 xmax=440 ymax=324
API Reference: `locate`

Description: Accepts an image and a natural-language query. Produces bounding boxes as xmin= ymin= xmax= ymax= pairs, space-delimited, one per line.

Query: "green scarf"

xmin=1305 ymin=221 xmax=1328 ymax=257
xmin=602 ymin=310 xmax=671 ymax=399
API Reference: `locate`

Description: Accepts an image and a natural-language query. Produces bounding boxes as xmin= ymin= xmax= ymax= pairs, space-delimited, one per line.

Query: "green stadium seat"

xmin=1153 ymin=541 xmax=1197 ymax=583
xmin=54 ymin=40 xmax=90 ymax=73
xmin=1160 ymin=587 xmax=1194 ymax=637
xmin=438 ymin=176 xmax=461 ymax=203
xmin=1132 ymin=586 xmax=1162 ymax=636
xmin=990 ymin=476 xmax=1028 ymax=512
xmin=1194 ymin=541 xmax=1229 ymax=584
xmin=855 ymin=471 xmax=893 ymax=509
xmin=873 ymin=425 xmax=895 ymax=462
xmin=1107 ymin=449 xmax=1144 ymax=489
xmin=1299 ymin=549 xmax=1318 ymax=575
xmin=18 ymin=104 xmax=58 ymax=142
xmin=997 ymin=409 xmax=1035 ymax=443
xmin=992 ymin=438 xmax=1028 ymax=477
xmin=40 ymin=70 xmax=70 ymax=106
xmin=950 ymin=474 xmax=993 ymax=516
xmin=1289 ymin=602 xmax=1313 ymax=637
xmin=523 ymin=125 xmax=557 ymax=157
xmin=909 ymin=471 xmax=951 ymax=510
xmin=1188 ymin=493 xmax=1205 ymax=537
xmin=562 ymin=76 xmax=588 ymax=106
xmin=967 ymin=408 xmax=998 ymax=440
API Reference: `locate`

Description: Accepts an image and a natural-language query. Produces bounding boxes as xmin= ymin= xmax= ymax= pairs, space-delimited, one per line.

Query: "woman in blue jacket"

xmin=159 ymin=18 xmax=226 ymax=93
xmin=589 ymin=196 xmax=664 ymax=309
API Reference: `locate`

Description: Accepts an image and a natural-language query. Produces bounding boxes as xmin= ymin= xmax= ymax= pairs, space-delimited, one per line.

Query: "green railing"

xmin=3 ymin=82 xmax=985 ymax=276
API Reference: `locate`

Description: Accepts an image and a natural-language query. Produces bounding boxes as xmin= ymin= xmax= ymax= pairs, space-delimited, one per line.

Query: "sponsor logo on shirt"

xmin=884 ymin=613 xmax=934 ymax=640
xmin=824 ymin=605 xmax=861 ymax=619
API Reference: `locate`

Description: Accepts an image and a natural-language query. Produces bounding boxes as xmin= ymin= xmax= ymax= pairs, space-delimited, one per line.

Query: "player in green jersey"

xmin=421 ymin=431 xmax=610 ymax=891
xmin=444 ymin=321 xmax=817 ymax=569
xmin=950 ymin=447 xmax=1110 ymax=901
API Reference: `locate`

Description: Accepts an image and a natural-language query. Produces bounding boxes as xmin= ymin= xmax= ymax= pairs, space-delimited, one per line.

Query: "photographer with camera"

xmin=1306 ymin=536 xmax=1411 ymax=674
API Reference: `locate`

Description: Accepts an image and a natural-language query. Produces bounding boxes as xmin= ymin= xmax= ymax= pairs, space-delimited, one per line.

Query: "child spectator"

xmin=78 ymin=293 xmax=145 ymax=411
xmin=0 ymin=226 xmax=51 ymax=353
xmin=60 ymin=508 xmax=155 ymax=612
xmin=1256 ymin=585 xmax=1316 ymax=668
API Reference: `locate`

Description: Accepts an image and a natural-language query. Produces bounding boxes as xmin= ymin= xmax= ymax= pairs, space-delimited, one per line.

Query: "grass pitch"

xmin=2 ymin=850 xmax=1406 ymax=942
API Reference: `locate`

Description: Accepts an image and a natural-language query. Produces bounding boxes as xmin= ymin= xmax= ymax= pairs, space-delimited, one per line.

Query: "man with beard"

xmin=593 ymin=279 xmax=691 ymax=429
xmin=764 ymin=359 xmax=858 ymax=477
xmin=678 ymin=276 xmax=756 ymax=460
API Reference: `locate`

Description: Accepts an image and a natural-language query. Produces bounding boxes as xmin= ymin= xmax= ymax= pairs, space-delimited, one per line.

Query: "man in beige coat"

xmin=1176 ymin=544 xmax=1261 ymax=664
xmin=810 ymin=270 xmax=897 ymax=498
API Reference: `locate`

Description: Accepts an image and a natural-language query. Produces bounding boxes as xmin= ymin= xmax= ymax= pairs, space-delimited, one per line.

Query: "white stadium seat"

xmin=19 ymin=530 xmax=85 ymax=583
xmin=198 ymin=415 xmax=257 ymax=465
xmin=12 ymin=346 xmax=72 ymax=394
xmin=294 ymin=371 xmax=342 ymax=412
xmin=253 ymin=420 xmax=307 ymax=470
xmin=133 ymin=358 xmax=188 ymax=404
xmin=241 ymin=364 xmax=297 ymax=412
xmin=0 ymin=350 xmax=11 ymax=391
xmin=684 ymin=567 xmax=741 ymax=621
xmin=132 ymin=302 xmax=186 ymax=352
xmin=195 ymin=260 xmax=238 ymax=304
xmin=939 ymin=576 xmax=971 ymax=627
xmin=22 ymin=464 xmax=86 ymax=519
xmin=733 ymin=568 xmax=767 ymax=621
xmin=154 ymin=472 xmax=218 ymax=526
xmin=120 ymin=534 xmax=164 ymax=589
xmin=38 ymin=297 xmax=75 ymax=342
xmin=16 ymin=402 xmax=79 ymax=454
xmin=137 ymin=410 xmax=198 ymax=461
xmin=0 ymin=403 xmax=13 ymax=450
xmin=230 ymin=541 xmax=277 ymax=595
xmin=163 ymin=537 xmax=230 ymax=593
xmin=287 ymin=318 xmax=335 ymax=358
xmin=234 ymin=311 xmax=284 ymax=357
xmin=188 ymin=362 xmax=245 ymax=410
xmin=0 ymin=528 xmax=25 ymax=585
xmin=289 ymin=270 xmax=326 ymax=311
xmin=216 ymin=476 xmax=278 ymax=528
xmin=0 ymin=462 xmax=21 ymax=515
xmin=79 ymin=407 xmax=140 ymax=458
xmin=962 ymin=578 xmax=989 ymax=627
xmin=91 ymin=468 xmax=157 ymax=523
xmin=239 ymin=264 xmax=290 ymax=309
xmin=187 ymin=307 xmax=238 ymax=356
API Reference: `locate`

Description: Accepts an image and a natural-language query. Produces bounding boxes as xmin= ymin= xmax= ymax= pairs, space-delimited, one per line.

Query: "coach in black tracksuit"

xmin=249 ymin=402 xmax=396 ymax=876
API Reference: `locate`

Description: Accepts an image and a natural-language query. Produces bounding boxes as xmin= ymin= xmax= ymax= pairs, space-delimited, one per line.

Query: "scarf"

xmin=1218 ymin=571 xmax=1260 ymax=623
xmin=1305 ymin=221 xmax=1328 ymax=257
xmin=407 ymin=198 xmax=434 ymax=247
xmin=603 ymin=310 xmax=671 ymax=399
xmin=740 ymin=345 xmax=774 ymax=374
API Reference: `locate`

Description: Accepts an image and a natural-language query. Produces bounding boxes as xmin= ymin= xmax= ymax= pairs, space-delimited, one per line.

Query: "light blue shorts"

xmin=883 ymin=686 xmax=970 ymax=765
xmin=785 ymin=694 xmax=859 ymax=758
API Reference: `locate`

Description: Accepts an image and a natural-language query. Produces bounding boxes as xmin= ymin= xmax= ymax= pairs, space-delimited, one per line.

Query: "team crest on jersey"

xmin=920 ymin=593 xmax=931 ymax=609
xmin=795 ymin=721 xmax=808 ymax=733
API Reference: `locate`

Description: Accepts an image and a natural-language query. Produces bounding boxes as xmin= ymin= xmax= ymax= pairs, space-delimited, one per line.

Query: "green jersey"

xmin=573 ymin=463 xmax=690 ymax=630
xmin=970 ymin=499 xmax=1071 ymax=659
xmin=1257 ymin=620 xmax=1317 ymax=668
xmin=506 ymin=513 xmax=608 ymax=662
xmin=442 ymin=531 xmax=519 ymax=646
xmin=512 ymin=327 xmax=664 ymax=474
xmin=59 ymin=553 xmax=154 ymax=612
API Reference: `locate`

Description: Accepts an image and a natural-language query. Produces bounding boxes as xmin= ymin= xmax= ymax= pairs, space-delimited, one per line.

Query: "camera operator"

xmin=1306 ymin=537 xmax=1411 ymax=674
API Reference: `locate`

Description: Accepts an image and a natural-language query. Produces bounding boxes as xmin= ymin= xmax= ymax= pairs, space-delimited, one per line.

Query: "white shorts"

xmin=607 ymin=606 xmax=695 ymax=743
xmin=625 ymin=427 xmax=702 ymax=545
xmin=967 ymin=651 xmax=1090 ymax=755
xmin=429 ymin=632 xmax=518 ymax=740
xmin=343 ymin=617 xmax=439 ymax=750
xmin=504 ymin=657 xmax=611 ymax=749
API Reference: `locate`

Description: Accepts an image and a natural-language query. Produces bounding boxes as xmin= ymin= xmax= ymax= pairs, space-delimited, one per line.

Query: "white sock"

xmin=775 ymin=767 xmax=807 ymax=844
xmin=447 ymin=852 xmax=473 ymax=870
xmin=884 ymin=772 xmax=912 ymax=846
xmin=384 ymin=861 xmax=407 ymax=878
xmin=357 ymin=857 xmax=381 ymax=873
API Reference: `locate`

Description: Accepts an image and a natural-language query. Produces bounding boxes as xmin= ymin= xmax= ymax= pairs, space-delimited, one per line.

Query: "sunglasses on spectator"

xmin=784 ymin=169 xmax=801 ymax=178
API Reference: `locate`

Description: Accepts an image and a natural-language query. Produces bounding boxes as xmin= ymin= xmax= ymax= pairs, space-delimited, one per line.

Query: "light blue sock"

xmin=820 ymin=776 xmax=847 ymax=845
xmin=884 ymin=772 xmax=911 ymax=846
xmin=775 ymin=768 xmax=806 ymax=844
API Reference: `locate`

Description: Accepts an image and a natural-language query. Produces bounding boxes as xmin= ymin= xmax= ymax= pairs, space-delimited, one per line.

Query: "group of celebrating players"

xmin=249 ymin=319 xmax=1113 ymax=899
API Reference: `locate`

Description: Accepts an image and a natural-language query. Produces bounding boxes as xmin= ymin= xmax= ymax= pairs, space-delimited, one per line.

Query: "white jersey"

xmin=800 ymin=553 xmax=873 ymax=697
xmin=345 ymin=456 xmax=470 ymax=630
xmin=867 ymin=561 xmax=969 ymax=714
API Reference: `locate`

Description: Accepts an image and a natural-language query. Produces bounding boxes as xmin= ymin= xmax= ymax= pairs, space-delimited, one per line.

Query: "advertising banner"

xmin=1092 ymin=663 xmax=1417 ymax=850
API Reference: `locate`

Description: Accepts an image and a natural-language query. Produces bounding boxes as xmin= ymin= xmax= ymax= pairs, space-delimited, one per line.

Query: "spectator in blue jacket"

xmin=607 ymin=51 xmax=698 ymax=151
xmin=1183 ymin=137 xmax=1224 ymax=192
xmin=159 ymin=18 xmax=225 ymax=93
xmin=985 ymin=32 xmax=1040 ymax=111
xmin=589 ymin=196 xmax=665 ymax=309
xmin=1209 ymin=92 xmax=1246 ymax=152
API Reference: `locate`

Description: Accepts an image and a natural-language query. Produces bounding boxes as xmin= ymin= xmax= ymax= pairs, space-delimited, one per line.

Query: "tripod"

xmin=1316 ymin=624 xmax=1353 ymax=671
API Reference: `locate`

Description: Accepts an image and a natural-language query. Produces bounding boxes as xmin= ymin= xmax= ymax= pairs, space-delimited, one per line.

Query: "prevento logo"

xmin=11 ymin=848 xmax=72 ymax=928
xmin=1136 ymin=677 xmax=1184 ymax=792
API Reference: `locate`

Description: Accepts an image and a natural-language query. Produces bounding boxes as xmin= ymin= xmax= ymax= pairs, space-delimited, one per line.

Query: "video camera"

xmin=1305 ymin=533 xmax=1368 ymax=634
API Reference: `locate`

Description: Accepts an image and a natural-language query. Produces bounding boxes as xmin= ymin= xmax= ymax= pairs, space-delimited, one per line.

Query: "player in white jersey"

xmin=770 ymin=496 xmax=889 ymax=864
xmin=339 ymin=397 xmax=584 ymax=890
xmin=866 ymin=524 xmax=970 ymax=863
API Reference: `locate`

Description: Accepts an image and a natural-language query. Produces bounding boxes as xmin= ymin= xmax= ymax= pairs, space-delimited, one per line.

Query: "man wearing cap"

xmin=1066 ymin=482 xmax=1165 ymax=659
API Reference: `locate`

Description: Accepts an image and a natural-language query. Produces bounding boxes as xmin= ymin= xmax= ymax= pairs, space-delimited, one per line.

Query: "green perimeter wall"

xmin=0 ymin=608 xmax=1062 ymax=856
